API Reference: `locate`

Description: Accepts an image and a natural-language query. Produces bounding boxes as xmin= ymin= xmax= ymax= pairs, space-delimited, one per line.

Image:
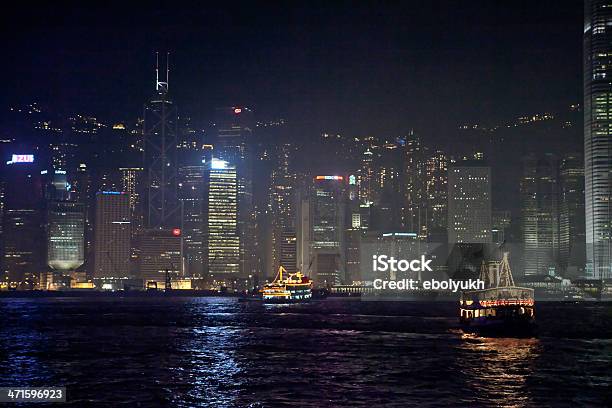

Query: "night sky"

xmin=2 ymin=0 xmax=582 ymax=137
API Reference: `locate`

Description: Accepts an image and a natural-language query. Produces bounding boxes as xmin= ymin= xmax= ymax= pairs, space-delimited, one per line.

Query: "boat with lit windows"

xmin=261 ymin=266 xmax=312 ymax=304
xmin=460 ymin=252 xmax=535 ymax=337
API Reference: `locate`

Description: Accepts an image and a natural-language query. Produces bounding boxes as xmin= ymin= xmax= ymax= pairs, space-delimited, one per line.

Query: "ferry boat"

xmin=460 ymin=252 xmax=535 ymax=337
xmin=261 ymin=266 xmax=312 ymax=303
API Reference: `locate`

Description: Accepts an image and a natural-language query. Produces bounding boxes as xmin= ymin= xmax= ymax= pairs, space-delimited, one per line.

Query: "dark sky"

xmin=2 ymin=0 xmax=583 ymax=137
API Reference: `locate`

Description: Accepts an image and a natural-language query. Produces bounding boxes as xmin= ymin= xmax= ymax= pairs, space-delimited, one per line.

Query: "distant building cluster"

xmin=0 ymin=102 xmax=593 ymax=292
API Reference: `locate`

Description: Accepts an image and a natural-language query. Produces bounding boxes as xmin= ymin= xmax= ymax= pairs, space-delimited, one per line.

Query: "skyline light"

xmin=210 ymin=158 xmax=228 ymax=169
xmin=6 ymin=154 xmax=34 ymax=164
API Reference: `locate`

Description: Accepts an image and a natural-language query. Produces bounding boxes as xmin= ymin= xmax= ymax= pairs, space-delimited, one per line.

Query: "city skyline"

xmin=0 ymin=0 xmax=609 ymax=292
xmin=0 ymin=3 xmax=611 ymax=406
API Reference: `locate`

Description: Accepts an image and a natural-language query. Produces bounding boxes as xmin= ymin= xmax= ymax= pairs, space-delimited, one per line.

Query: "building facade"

xmin=47 ymin=200 xmax=85 ymax=273
xmin=584 ymin=0 xmax=612 ymax=279
xmin=559 ymin=153 xmax=586 ymax=277
xmin=268 ymin=144 xmax=297 ymax=277
xmin=214 ymin=107 xmax=256 ymax=284
xmin=520 ymin=154 xmax=560 ymax=276
xmin=297 ymin=176 xmax=346 ymax=286
xmin=139 ymin=228 xmax=182 ymax=286
xmin=93 ymin=192 xmax=131 ymax=279
xmin=143 ymin=59 xmax=180 ymax=230
xmin=203 ymin=158 xmax=240 ymax=288
xmin=179 ymin=165 xmax=205 ymax=278
xmin=447 ymin=161 xmax=492 ymax=244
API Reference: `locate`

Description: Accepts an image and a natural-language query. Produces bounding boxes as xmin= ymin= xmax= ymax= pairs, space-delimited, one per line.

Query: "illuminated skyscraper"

xmin=1 ymin=154 xmax=43 ymax=287
xmin=357 ymin=147 xmax=375 ymax=205
xmin=143 ymin=53 xmax=180 ymax=230
xmin=72 ymin=163 xmax=93 ymax=258
xmin=93 ymin=192 xmax=131 ymax=279
xmin=203 ymin=158 xmax=240 ymax=287
xmin=402 ymin=132 xmax=427 ymax=234
xmin=120 ymin=167 xmax=144 ymax=235
xmin=446 ymin=161 xmax=492 ymax=279
xmin=584 ymin=0 xmax=612 ymax=279
xmin=425 ymin=150 xmax=448 ymax=237
xmin=47 ymin=200 xmax=85 ymax=273
xmin=447 ymin=161 xmax=492 ymax=244
xmin=372 ymin=142 xmax=402 ymax=231
xmin=345 ymin=180 xmax=369 ymax=284
xmin=215 ymin=107 xmax=255 ymax=281
xmin=268 ymin=144 xmax=297 ymax=276
xmin=43 ymin=170 xmax=85 ymax=285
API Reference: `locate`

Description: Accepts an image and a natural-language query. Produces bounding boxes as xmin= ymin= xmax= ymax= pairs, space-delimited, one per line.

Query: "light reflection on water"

xmin=164 ymin=299 xmax=249 ymax=407
xmin=456 ymin=333 xmax=541 ymax=407
xmin=177 ymin=327 xmax=245 ymax=406
xmin=0 ymin=298 xmax=610 ymax=407
xmin=0 ymin=300 xmax=52 ymax=386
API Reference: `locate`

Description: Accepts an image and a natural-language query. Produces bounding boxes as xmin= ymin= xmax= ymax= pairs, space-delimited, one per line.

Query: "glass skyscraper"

xmin=520 ymin=154 xmax=559 ymax=276
xmin=203 ymin=158 xmax=239 ymax=287
xmin=214 ymin=107 xmax=255 ymax=282
xmin=584 ymin=0 xmax=612 ymax=279
xmin=47 ymin=200 xmax=85 ymax=272
xmin=143 ymin=57 xmax=180 ymax=230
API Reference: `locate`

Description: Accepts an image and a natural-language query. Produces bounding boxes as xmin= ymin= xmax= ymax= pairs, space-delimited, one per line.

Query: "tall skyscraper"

xmin=520 ymin=154 xmax=560 ymax=276
xmin=268 ymin=144 xmax=297 ymax=276
xmin=1 ymin=153 xmax=43 ymax=287
xmin=43 ymin=170 xmax=86 ymax=285
xmin=203 ymin=158 xmax=240 ymax=288
xmin=425 ymin=150 xmax=448 ymax=238
xmin=447 ymin=161 xmax=492 ymax=244
xmin=143 ymin=53 xmax=180 ymax=230
xmin=345 ymin=183 xmax=369 ymax=284
xmin=584 ymin=0 xmax=612 ymax=279
xmin=372 ymin=142 xmax=402 ymax=232
xmin=357 ymin=147 xmax=375 ymax=205
xmin=119 ymin=167 xmax=144 ymax=233
xmin=179 ymin=165 xmax=205 ymax=278
xmin=2 ymin=209 xmax=41 ymax=287
xmin=559 ymin=154 xmax=586 ymax=276
xmin=402 ymin=132 xmax=427 ymax=235
xmin=119 ymin=167 xmax=144 ymax=277
xmin=46 ymin=200 xmax=85 ymax=273
xmin=93 ymin=192 xmax=131 ymax=279
xmin=297 ymin=176 xmax=346 ymax=286
xmin=72 ymin=163 xmax=93 ymax=261
xmin=215 ymin=107 xmax=255 ymax=281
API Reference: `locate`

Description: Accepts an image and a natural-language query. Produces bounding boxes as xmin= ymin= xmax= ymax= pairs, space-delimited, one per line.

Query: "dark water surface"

xmin=0 ymin=297 xmax=610 ymax=407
